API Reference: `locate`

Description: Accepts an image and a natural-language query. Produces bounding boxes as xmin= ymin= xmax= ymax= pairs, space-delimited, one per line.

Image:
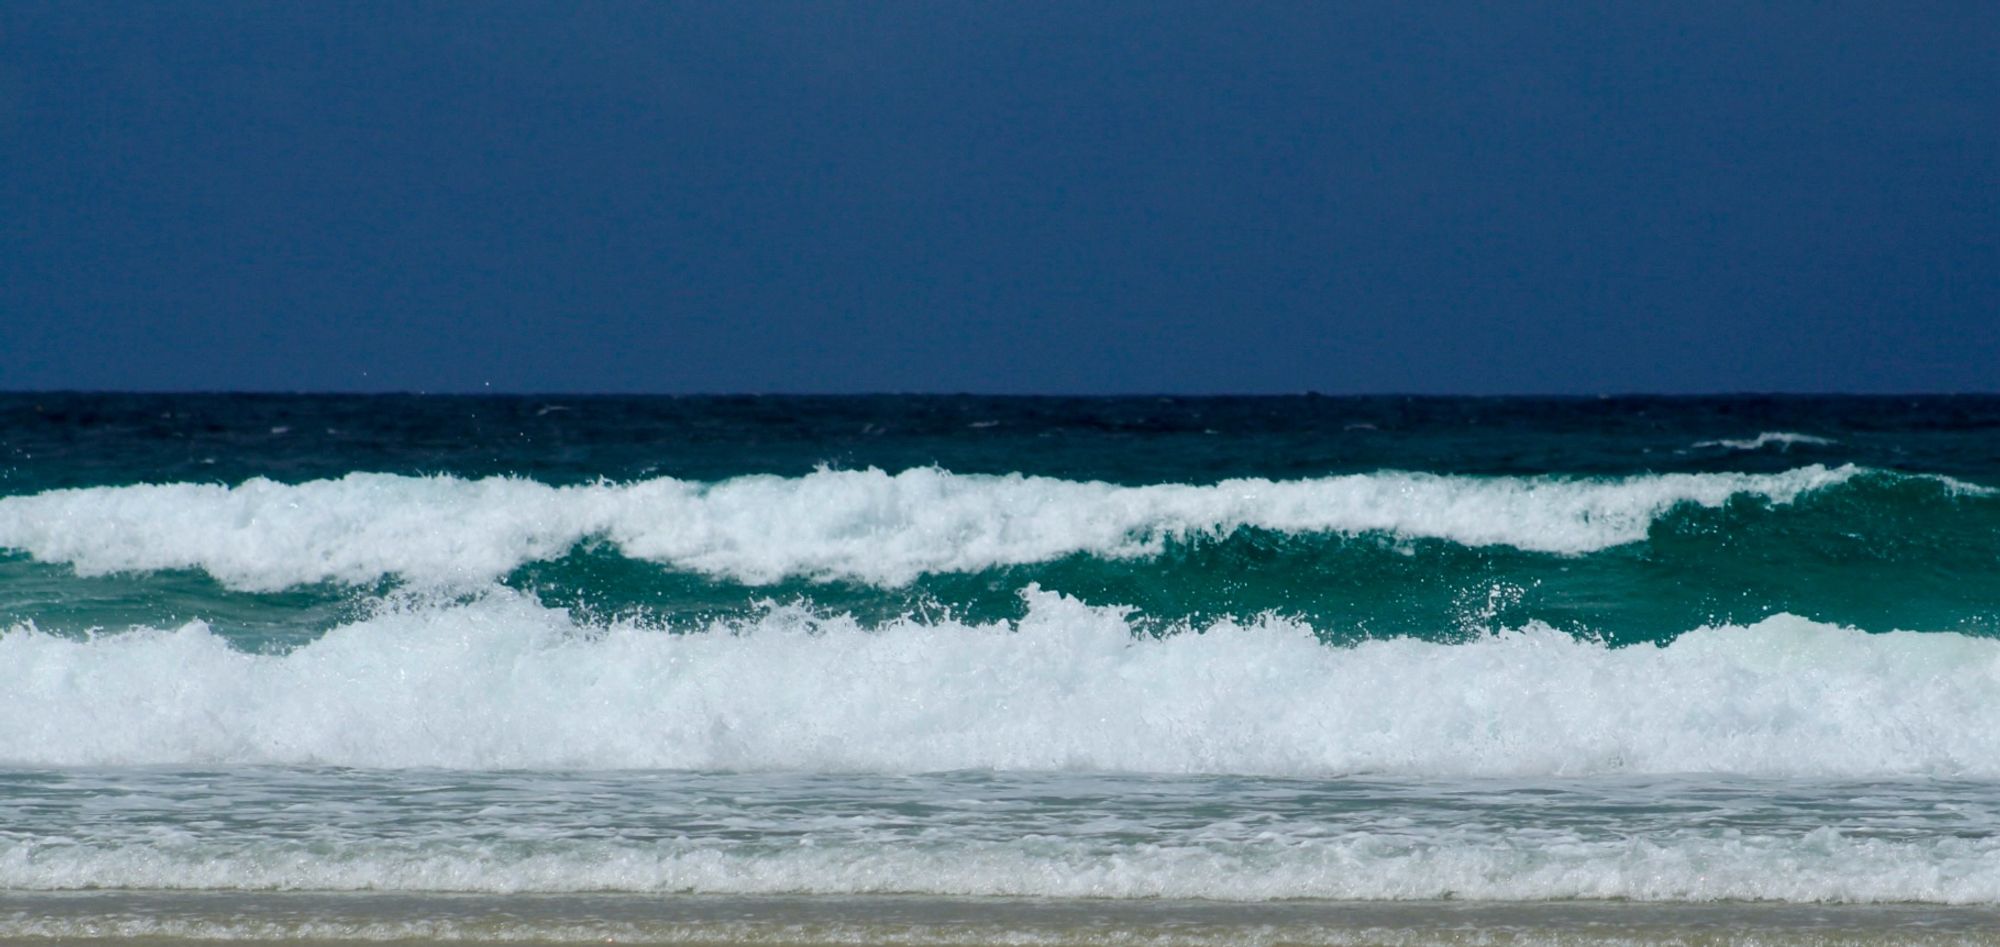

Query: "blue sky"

xmin=2 ymin=2 xmax=1993 ymax=393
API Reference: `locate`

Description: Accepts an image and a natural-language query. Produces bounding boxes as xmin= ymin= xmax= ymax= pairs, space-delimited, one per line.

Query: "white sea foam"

xmin=0 ymin=466 xmax=1869 ymax=589
xmin=1692 ymin=432 xmax=1839 ymax=451
xmin=2 ymin=589 xmax=1996 ymax=776
xmin=4 ymin=828 xmax=1998 ymax=902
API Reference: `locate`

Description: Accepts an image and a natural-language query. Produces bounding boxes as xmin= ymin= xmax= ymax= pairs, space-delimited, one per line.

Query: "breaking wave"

xmin=0 ymin=466 xmax=1892 ymax=590
xmin=1691 ymin=432 xmax=1840 ymax=452
xmin=3 ymin=588 xmax=1996 ymax=776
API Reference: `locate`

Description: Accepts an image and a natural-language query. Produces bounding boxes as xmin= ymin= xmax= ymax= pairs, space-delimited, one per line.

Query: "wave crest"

xmin=1692 ymin=432 xmax=1839 ymax=451
xmin=0 ymin=466 xmax=1877 ymax=590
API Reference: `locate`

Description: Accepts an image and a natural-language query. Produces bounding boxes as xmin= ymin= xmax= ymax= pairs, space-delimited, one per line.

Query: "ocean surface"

xmin=3 ymin=393 xmax=1999 ymax=943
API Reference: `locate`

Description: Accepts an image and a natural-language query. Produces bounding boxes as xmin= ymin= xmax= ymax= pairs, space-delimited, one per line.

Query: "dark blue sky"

xmin=2 ymin=2 xmax=1993 ymax=393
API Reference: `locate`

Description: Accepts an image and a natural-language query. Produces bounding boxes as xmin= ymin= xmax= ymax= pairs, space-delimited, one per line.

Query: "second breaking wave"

xmin=3 ymin=588 xmax=1996 ymax=777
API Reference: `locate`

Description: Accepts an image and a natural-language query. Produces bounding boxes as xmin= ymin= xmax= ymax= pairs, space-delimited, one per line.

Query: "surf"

xmin=4 ymin=587 xmax=1997 ymax=776
xmin=0 ymin=465 xmax=1916 ymax=590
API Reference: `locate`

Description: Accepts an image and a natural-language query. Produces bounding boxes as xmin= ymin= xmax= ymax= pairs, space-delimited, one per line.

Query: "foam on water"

xmin=0 ymin=466 xmax=1873 ymax=589
xmin=4 ymin=827 xmax=1997 ymax=902
xmin=1692 ymin=432 xmax=1840 ymax=451
xmin=3 ymin=588 xmax=1996 ymax=776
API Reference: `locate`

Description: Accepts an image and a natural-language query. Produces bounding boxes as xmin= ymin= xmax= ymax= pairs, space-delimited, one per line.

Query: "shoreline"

xmin=6 ymin=891 xmax=2000 ymax=946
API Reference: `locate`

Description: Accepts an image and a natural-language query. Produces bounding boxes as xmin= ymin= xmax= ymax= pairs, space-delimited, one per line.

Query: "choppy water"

xmin=2 ymin=394 xmax=1998 ymax=916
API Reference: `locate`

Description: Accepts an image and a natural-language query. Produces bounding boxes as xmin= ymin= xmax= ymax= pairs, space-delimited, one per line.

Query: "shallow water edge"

xmin=6 ymin=891 xmax=2000 ymax=946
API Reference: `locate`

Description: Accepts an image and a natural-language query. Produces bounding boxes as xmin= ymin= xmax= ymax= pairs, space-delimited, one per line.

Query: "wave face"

xmin=6 ymin=463 xmax=1995 ymax=646
xmin=3 ymin=589 xmax=1996 ymax=776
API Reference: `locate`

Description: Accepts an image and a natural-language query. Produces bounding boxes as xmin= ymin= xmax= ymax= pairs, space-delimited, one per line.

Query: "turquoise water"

xmin=2 ymin=394 xmax=1998 ymax=909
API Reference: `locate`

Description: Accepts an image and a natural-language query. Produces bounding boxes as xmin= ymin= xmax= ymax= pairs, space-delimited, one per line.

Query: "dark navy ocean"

xmin=3 ymin=394 xmax=1999 ymax=944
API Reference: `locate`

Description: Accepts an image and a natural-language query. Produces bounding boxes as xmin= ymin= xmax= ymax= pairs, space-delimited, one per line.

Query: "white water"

xmin=1692 ymin=432 xmax=1840 ymax=452
xmin=5 ymin=828 xmax=1996 ymax=902
xmin=5 ymin=761 xmax=1999 ymax=903
xmin=3 ymin=588 xmax=1996 ymax=776
xmin=0 ymin=465 xmax=1868 ymax=589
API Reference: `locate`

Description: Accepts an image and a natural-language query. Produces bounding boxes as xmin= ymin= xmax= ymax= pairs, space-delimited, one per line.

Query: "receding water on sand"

xmin=8 ymin=892 xmax=2000 ymax=946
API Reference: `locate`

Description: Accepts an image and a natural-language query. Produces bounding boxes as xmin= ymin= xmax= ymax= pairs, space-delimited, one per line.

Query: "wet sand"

xmin=5 ymin=891 xmax=2000 ymax=946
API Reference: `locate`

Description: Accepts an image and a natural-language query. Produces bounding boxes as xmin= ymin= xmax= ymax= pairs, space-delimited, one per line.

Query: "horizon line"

xmin=4 ymin=388 xmax=1999 ymax=400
